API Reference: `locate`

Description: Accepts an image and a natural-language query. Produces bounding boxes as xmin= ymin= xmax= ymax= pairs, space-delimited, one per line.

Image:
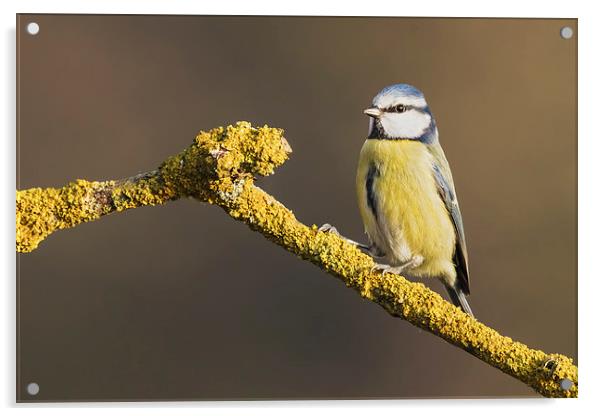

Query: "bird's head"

xmin=364 ymin=83 xmax=437 ymax=143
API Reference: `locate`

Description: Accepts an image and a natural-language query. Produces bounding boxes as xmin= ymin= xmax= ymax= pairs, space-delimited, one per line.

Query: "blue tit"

xmin=356 ymin=83 xmax=473 ymax=316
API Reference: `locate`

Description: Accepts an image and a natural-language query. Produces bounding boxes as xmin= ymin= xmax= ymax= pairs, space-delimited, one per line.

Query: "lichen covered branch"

xmin=16 ymin=171 xmax=166 ymax=252
xmin=15 ymin=122 xmax=577 ymax=397
xmin=16 ymin=122 xmax=289 ymax=252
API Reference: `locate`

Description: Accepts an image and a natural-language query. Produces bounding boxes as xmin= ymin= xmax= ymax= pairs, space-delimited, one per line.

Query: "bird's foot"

xmin=371 ymin=263 xmax=402 ymax=275
xmin=371 ymin=256 xmax=424 ymax=276
xmin=318 ymin=223 xmax=340 ymax=235
xmin=318 ymin=223 xmax=371 ymax=251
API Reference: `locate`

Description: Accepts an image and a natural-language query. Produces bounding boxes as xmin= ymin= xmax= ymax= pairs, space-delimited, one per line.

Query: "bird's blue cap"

xmin=376 ymin=83 xmax=424 ymax=99
xmin=372 ymin=84 xmax=427 ymax=109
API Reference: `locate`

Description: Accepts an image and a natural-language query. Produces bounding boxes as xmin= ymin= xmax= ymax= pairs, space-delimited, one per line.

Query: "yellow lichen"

xmin=159 ymin=121 xmax=290 ymax=201
xmin=15 ymin=121 xmax=576 ymax=397
xmin=16 ymin=122 xmax=290 ymax=253
xmin=110 ymin=172 xmax=175 ymax=212
xmin=16 ymin=180 xmax=114 ymax=252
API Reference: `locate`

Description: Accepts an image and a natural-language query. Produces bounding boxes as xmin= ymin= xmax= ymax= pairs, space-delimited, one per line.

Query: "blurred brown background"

xmin=16 ymin=15 xmax=577 ymax=401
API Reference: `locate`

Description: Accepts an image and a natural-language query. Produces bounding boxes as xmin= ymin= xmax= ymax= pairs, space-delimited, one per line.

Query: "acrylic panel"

xmin=16 ymin=15 xmax=577 ymax=401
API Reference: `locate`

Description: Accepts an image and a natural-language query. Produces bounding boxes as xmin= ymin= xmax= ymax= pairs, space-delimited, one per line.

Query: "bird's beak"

xmin=363 ymin=107 xmax=382 ymax=118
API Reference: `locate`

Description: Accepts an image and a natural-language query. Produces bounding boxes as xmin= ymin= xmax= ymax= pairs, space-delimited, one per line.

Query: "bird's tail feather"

xmin=445 ymin=284 xmax=474 ymax=317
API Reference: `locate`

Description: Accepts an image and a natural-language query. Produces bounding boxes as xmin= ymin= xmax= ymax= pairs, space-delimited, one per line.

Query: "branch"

xmin=16 ymin=122 xmax=577 ymax=397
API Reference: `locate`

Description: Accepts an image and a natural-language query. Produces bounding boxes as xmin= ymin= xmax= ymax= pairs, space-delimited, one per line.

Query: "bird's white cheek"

xmin=380 ymin=111 xmax=431 ymax=139
xmin=368 ymin=116 xmax=374 ymax=135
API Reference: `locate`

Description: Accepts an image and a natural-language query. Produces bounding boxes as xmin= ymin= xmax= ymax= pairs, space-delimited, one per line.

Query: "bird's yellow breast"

xmin=356 ymin=139 xmax=456 ymax=278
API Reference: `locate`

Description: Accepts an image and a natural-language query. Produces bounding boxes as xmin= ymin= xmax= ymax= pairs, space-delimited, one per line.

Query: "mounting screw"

xmin=26 ymin=22 xmax=40 ymax=36
xmin=560 ymin=378 xmax=573 ymax=391
xmin=560 ymin=26 xmax=573 ymax=40
xmin=26 ymin=382 xmax=40 ymax=396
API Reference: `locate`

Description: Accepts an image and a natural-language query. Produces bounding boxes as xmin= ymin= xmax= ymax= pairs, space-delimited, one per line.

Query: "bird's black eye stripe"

xmin=385 ymin=104 xmax=410 ymax=113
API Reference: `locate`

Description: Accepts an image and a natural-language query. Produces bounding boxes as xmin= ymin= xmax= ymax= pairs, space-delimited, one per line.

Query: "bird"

xmin=326 ymin=83 xmax=473 ymax=316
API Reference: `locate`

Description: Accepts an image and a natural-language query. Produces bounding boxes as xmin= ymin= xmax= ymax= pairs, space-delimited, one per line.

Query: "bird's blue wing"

xmin=431 ymin=150 xmax=470 ymax=294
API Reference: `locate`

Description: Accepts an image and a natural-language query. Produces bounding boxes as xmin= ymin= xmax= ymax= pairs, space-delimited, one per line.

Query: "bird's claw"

xmin=371 ymin=263 xmax=393 ymax=276
xmin=319 ymin=223 xmax=340 ymax=236
xmin=370 ymin=256 xmax=423 ymax=276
